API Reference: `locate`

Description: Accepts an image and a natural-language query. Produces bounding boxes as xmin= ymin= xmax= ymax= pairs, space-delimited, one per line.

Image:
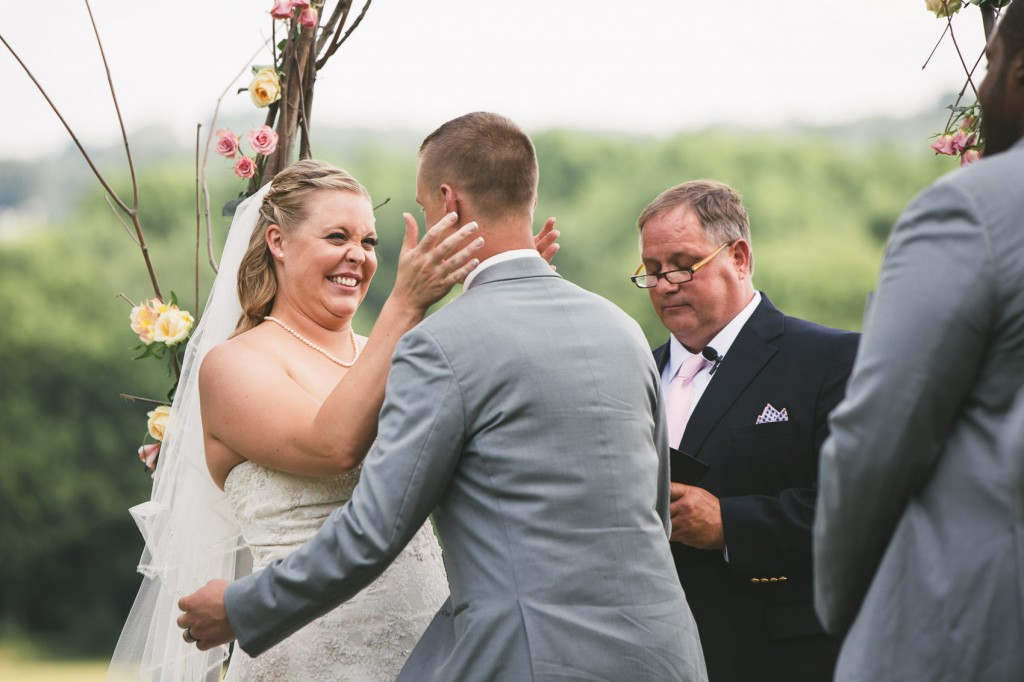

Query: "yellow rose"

xmin=249 ymin=67 xmax=282 ymax=108
xmin=147 ymin=405 xmax=172 ymax=442
xmin=925 ymin=0 xmax=960 ymax=17
xmin=153 ymin=308 xmax=194 ymax=346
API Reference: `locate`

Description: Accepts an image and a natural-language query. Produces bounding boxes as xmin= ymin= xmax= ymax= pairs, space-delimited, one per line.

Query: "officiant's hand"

xmin=177 ymin=579 xmax=235 ymax=651
xmin=669 ymin=483 xmax=725 ymax=549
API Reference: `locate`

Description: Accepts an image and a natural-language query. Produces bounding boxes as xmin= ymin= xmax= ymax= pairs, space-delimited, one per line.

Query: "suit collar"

xmin=663 ymin=293 xmax=785 ymax=454
xmin=464 ymin=255 xmax=560 ymax=290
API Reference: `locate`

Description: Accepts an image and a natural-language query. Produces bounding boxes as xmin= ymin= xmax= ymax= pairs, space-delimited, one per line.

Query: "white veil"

xmin=107 ymin=184 xmax=271 ymax=681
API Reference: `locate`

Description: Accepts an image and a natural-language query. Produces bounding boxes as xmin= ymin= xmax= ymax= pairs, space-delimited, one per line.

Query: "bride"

xmin=107 ymin=159 xmax=558 ymax=680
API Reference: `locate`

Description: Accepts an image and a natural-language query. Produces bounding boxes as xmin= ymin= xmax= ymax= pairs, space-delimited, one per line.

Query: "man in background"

xmin=634 ymin=179 xmax=858 ymax=681
xmin=813 ymin=5 xmax=1024 ymax=681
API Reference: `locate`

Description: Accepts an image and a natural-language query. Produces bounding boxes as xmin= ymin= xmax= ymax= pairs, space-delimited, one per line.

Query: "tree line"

xmin=0 ymin=125 xmax=950 ymax=655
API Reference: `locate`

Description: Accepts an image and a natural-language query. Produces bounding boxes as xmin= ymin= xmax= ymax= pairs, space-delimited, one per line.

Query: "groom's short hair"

xmin=418 ymin=112 xmax=538 ymax=220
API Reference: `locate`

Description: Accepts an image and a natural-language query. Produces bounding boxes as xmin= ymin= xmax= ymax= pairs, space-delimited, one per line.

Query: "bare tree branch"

xmin=108 ymin=196 xmax=139 ymax=246
xmin=317 ymin=0 xmax=350 ymax=56
xmin=203 ymin=40 xmax=270 ymax=265
xmin=922 ymin=22 xmax=952 ymax=69
xmin=84 ymin=0 xmax=139 ymax=213
xmin=318 ymin=0 xmax=372 ymax=69
xmin=120 ymin=393 xmax=170 ymax=407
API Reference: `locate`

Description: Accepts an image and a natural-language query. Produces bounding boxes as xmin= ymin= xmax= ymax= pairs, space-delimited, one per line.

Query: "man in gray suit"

xmin=178 ymin=112 xmax=708 ymax=681
xmin=813 ymin=6 xmax=1024 ymax=681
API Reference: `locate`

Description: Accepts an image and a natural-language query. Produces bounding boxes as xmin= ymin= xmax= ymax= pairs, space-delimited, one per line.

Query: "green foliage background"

xmin=0 ymin=124 xmax=951 ymax=657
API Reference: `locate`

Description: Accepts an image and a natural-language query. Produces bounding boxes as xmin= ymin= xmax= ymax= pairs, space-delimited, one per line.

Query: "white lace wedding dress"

xmin=221 ymin=460 xmax=448 ymax=681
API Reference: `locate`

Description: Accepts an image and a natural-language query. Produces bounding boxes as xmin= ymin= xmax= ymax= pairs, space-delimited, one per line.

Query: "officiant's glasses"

xmin=630 ymin=241 xmax=735 ymax=289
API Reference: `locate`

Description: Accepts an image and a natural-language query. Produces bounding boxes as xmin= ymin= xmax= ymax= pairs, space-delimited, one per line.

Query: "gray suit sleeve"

xmin=813 ymin=180 xmax=993 ymax=635
xmin=654 ymin=380 xmax=672 ymax=536
xmin=225 ymin=326 xmax=462 ymax=655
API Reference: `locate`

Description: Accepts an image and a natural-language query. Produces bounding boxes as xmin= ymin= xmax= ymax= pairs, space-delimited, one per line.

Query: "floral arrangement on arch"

xmin=923 ymin=0 xmax=1014 ymax=165
xmin=2 ymin=0 xmax=373 ymax=474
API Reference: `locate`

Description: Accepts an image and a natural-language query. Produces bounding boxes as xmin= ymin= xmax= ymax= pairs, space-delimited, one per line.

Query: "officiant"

xmin=631 ymin=179 xmax=859 ymax=682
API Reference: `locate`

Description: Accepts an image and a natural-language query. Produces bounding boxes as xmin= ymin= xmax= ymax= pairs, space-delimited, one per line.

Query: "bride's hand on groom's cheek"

xmin=177 ymin=579 xmax=236 ymax=651
xmin=393 ymin=211 xmax=485 ymax=309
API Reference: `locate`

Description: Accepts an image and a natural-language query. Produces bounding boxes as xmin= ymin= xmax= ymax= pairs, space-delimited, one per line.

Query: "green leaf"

xmin=222 ymin=197 xmax=245 ymax=216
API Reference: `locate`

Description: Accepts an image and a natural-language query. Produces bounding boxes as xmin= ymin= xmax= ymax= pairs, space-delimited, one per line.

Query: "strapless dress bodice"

xmin=223 ymin=459 xmax=360 ymax=568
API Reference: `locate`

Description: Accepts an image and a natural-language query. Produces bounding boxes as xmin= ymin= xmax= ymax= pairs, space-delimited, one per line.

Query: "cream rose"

xmin=249 ymin=67 xmax=282 ymax=108
xmin=152 ymin=308 xmax=194 ymax=346
xmin=147 ymin=405 xmax=172 ymax=442
xmin=130 ymin=303 xmax=160 ymax=345
xmin=925 ymin=0 xmax=960 ymax=18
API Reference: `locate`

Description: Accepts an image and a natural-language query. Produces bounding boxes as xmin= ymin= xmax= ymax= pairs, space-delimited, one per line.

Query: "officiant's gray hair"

xmin=636 ymin=179 xmax=754 ymax=273
xmin=234 ymin=160 xmax=371 ymax=335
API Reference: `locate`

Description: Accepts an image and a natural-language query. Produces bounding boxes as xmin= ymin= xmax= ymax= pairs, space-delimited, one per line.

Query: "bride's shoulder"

xmin=200 ymin=325 xmax=283 ymax=380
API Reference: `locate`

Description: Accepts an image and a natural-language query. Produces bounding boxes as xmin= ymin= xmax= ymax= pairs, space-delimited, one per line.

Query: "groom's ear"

xmin=440 ymin=184 xmax=460 ymax=218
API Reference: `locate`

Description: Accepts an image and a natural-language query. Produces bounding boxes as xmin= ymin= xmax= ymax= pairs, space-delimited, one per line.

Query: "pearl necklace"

xmin=264 ymin=316 xmax=361 ymax=368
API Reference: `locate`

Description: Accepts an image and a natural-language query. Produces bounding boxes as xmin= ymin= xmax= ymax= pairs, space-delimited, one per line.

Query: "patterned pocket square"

xmin=755 ymin=403 xmax=789 ymax=424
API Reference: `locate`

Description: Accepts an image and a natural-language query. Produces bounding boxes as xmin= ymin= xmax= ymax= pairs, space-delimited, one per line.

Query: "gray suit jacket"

xmin=225 ymin=256 xmax=708 ymax=681
xmin=813 ymin=139 xmax=1024 ymax=682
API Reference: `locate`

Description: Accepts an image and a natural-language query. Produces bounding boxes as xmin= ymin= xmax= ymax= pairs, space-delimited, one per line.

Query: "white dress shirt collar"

xmin=665 ymin=291 xmax=762 ymax=382
xmin=463 ymin=249 xmax=542 ymax=290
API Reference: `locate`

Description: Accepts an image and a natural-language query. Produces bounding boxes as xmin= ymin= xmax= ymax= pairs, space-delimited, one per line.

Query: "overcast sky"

xmin=0 ymin=1 xmax=992 ymax=161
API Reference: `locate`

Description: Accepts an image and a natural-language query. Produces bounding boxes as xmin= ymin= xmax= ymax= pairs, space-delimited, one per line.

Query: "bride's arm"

xmin=303 ymin=215 xmax=559 ymax=467
xmin=305 ymin=211 xmax=483 ymax=469
xmin=201 ymin=212 xmax=482 ymax=483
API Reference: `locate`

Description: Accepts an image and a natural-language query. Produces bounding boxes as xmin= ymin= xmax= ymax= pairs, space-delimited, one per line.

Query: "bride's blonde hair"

xmin=233 ymin=159 xmax=371 ymax=336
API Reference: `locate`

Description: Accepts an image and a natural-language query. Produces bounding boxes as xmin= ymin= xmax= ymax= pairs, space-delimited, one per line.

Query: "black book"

xmin=670 ymin=448 xmax=710 ymax=485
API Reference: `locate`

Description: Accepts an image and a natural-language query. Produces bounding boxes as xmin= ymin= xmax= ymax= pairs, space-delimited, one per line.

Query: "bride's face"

xmin=274 ymin=189 xmax=378 ymax=327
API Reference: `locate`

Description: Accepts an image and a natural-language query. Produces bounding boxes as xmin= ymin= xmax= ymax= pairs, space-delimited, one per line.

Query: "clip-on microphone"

xmin=702 ymin=346 xmax=724 ymax=375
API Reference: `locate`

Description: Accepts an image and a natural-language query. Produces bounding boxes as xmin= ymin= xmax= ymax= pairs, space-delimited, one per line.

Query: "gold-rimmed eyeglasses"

xmin=630 ymin=241 xmax=735 ymax=289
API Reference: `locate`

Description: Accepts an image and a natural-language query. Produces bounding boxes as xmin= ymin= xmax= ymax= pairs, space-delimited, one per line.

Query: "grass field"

xmin=0 ymin=647 xmax=107 ymax=682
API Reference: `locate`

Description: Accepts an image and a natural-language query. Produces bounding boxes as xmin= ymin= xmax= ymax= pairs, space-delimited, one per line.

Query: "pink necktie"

xmin=666 ymin=354 xmax=711 ymax=447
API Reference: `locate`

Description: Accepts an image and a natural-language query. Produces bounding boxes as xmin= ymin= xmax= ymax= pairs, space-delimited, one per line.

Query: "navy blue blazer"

xmin=655 ymin=294 xmax=858 ymax=682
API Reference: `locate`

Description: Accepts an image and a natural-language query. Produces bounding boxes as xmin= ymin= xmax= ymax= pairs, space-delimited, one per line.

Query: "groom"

xmin=179 ymin=112 xmax=708 ymax=681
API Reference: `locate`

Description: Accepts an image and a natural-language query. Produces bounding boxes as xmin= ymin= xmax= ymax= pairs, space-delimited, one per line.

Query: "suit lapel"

xmin=654 ymin=342 xmax=670 ymax=374
xmin=679 ymin=295 xmax=785 ymax=457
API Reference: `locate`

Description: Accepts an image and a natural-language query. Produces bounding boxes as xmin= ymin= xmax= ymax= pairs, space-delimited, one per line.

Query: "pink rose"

xmin=930 ymin=134 xmax=956 ymax=156
xmin=952 ymin=128 xmax=977 ymax=152
xmin=299 ymin=6 xmax=318 ymax=28
xmin=248 ymin=125 xmax=279 ymax=156
xmin=214 ymin=128 xmax=240 ymax=159
xmin=234 ymin=156 xmax=257 ymax=179
xmin=292 ymin=0 xmax=311 ymax=7
xmin=960 ymin=148 xmax=982 ymax=166
xmin=269 ymin=0 xmax=293 ymax=19
xmin=138 ymin=443 xmax=160 ymax=471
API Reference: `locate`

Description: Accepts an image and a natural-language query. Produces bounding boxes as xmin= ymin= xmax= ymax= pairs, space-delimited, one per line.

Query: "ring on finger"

xmin=184 ymin=627 xmax=198 ymax=644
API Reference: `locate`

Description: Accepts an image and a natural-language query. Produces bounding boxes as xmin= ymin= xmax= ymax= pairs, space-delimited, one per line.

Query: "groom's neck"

xmin=466 ymin=214 xmax=535 ymax=262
